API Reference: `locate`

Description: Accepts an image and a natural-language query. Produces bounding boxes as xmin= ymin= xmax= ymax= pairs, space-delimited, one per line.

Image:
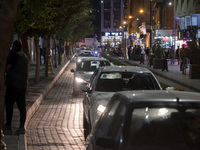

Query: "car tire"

xmin=83 ymin=113 xmax=90 ymax=140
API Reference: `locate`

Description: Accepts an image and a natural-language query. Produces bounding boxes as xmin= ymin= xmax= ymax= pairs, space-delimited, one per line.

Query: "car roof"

xmin=113 ymin=90 xmax=200 ymax=104
xmin=77 ymin=57 xmax=109 ymax=61
xmin=78 ymin=49 xmax=93 ymax=52
xmin=99 ymin=65 xmax=152 ymax=73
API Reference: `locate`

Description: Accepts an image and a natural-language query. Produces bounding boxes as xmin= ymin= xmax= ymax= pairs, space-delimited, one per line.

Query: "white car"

xmin=75 ymin=49 xmax=94 ymax=57
xmin=71 ymin=57 xmax=111 ymax=96
xmin=87 ymin=90 xmax=200 ymax=150
xmin=81 ymin=66 xmax=162 ymax=139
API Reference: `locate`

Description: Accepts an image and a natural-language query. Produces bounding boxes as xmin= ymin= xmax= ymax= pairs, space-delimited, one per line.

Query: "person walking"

xmin=169 ymin=46 xmax=175 ymax=65
xmin=4 ymin=40 xmax=28 ymax=135
xmin=162 ymin=50 xmax=169 ymax=72
xmin=176 ymin=46 xmax=180 ymax=65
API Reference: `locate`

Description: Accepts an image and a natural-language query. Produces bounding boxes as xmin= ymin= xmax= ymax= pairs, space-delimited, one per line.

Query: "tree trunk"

xmin=45 ymin=36 xmax=50 ymax=77
xmin=0 ymin=0 xmax=19 ymax=149
xmin=21 ymin=33 xmax=31 ymax=94
xmin=34 ymin=36 xmax=40 ymax=84
xmin=53 ymin=38 xmax=57 ymax=68
xmin=58 ymin=41 xmax=61 ymax=65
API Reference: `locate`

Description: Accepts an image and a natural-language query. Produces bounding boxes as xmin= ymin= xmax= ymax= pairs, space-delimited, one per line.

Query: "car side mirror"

xmin=71 ymin=69 xmax=75 ymax=72
xmin=80 ymin=83 xmax=91 ymax=92
xmin=96 ymin=137 xmax=116 ymax=149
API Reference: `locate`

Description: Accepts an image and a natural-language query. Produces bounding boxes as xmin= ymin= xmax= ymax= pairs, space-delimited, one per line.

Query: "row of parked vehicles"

xmin=71 ymin=48 xmax=200 ymax=150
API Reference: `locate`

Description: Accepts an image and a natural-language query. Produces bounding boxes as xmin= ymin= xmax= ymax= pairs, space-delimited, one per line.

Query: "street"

xmin=26 ymin=58 xmax=87 ymax=150
xmin=25 ymin=56 xmax=196 ymax=150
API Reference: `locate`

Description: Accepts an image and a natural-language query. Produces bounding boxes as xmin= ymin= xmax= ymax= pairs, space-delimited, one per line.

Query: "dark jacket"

xmin=6 ymin=50 xmax=28 ymax=89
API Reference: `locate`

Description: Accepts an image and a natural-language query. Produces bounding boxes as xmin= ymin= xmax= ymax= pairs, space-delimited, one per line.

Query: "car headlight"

xmin=97 ymin=105 xmax=106 ymax=113
xmin=77 ymin=59 xmax=81 ymax=63
xmin=75 ymin=77 xmax=85 ymax=83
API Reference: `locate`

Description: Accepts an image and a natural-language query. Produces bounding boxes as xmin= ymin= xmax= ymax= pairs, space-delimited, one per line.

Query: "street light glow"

xmin=123 ymin=21 xmax=127 ymax=24
xmin=139 ymin=9 xmax=144 ymax=13
xmin=128 ymin=15 xmax=133 ymax=19
xmin=169 ymin=2 xmax=172 ymax=5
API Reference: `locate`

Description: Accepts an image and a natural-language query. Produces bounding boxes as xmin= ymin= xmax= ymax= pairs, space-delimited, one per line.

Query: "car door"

xmin=93 ymin=99 xmax=128 ymax=149
xmin=84 ymin=69 xmax=100 ymax=123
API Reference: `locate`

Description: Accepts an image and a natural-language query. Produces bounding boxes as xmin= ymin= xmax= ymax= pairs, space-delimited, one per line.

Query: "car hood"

xmin=75 ymin=71 xmax=94 ymax=82
xmin=90 ymin=92 xmax=115 ymax=106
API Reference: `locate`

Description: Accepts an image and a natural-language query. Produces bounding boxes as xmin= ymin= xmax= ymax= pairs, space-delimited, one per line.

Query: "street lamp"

xmin=123 ymin=21 xmax=128 ymax=59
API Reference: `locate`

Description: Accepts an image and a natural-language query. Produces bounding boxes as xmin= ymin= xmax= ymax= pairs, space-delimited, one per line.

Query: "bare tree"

xmin=0 ymin=0 xmax=19 ymax=149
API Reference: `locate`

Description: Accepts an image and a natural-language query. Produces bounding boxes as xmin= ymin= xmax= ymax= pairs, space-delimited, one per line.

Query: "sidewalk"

xmin=119 ymin=57 xmax=200 ymax=93
xmin=2 ymin=56 xmax=73 ymax=150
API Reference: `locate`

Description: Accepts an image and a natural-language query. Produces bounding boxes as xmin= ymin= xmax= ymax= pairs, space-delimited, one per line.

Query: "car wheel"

xmin=83 ymin=113 xmax=90 ymax=140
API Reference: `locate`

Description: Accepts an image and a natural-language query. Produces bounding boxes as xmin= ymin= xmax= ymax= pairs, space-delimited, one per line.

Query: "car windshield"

xmin=125 ymin=108 xmax=200 ymax=149
xmin=76 ymin=60 xmax=110 ymax=71
xmin=95 ymin=72 xmax=159 ymax=91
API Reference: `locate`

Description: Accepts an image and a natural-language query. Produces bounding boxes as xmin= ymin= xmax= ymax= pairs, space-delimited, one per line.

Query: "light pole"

xmin=150 ymin=0 xmax=152 ymax=51
xmin=123 ymin=21 xmax=128 ymax=59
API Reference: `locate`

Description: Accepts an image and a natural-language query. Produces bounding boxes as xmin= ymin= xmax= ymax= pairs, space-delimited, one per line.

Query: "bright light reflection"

xmin=77 ymin=59 xmax=81 ymax=62
xmin=75 ymin=77 xmax=84 ymax=83
xmin=158 ymin=108 xmax=168 ymax=116
xmin=145 ymin=115 xmax=149 ymax=119
xmin=145 ymin=107 xmax=148 ymax=112
xmin=97 ymin=105 xmax=106 ymax=113
xmin=132 ymin=94 xmax=136 ymax=96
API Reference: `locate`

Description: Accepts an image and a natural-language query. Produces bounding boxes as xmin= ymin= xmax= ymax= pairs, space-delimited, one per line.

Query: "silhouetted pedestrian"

xmin=176 ymin=46 xmax=180 ymax=65
xmin=169 ymin=46 xmax=175 ymax=65
xmin=4 ymin=40 xmax=28 ymax=135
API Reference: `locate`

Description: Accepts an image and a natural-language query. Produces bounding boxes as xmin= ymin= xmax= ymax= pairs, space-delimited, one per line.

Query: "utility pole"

xmin=150 ymin=0 xmax=152 ymax=50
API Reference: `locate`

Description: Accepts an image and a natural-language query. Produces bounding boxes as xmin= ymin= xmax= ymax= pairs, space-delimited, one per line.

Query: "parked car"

xmin=71 ymin=57 xmax=111 ymax=96
xmin=75 ymin=49 xmax=94 ymax=57
xmin=87 ymin=90 xmax=200 ymax=150
xmin=81 ymin=66 xmax=162 ymax=139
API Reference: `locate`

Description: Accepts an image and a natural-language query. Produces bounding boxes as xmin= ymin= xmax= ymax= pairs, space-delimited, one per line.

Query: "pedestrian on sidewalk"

xmin=169 ymin=46 xmax=175 ymax=65
xmin=4 ymin=40 xmax=28 ymax=135
xmin=162 ymin=50 xmax=169 ymax=72
xmin=140 ymin=46 xmax=145 ymax=64
xmin=176 ymin=46 xmax=180 ymax=65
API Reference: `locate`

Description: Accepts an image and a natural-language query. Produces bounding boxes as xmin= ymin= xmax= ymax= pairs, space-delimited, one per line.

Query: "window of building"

xmin=104 ymin=20 xmax=111 ymax=28
xmin=104 ymin=0 xmax=110 ymax=9
xmin=180 ymin=17 xmax=185 ymax=30
xmin=185 ymin=16 xmax=191 ymax=29
xmin=192 ymin=16 xmax=198 ymax=26
xmin=104 ymin=11 xmax=110 ymax=20
xmin=114 ymin=0 xmax=120 ymax=9
xmin=114 ymin=10 xmax=120 ymax=20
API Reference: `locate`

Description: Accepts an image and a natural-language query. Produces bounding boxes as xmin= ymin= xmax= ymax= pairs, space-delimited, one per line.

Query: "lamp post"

xmin=150 ymin=0 xmax=152 ymax=51
xmin=123 ymin=20 xmax=130 ymax=60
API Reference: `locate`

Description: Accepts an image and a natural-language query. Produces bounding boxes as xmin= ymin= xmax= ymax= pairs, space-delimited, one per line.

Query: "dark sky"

xmin=91 ymin=0 xmax=101 ymax=37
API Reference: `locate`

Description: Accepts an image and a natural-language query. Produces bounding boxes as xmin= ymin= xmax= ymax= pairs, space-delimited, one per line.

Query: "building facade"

xmin=127 ymin=0 xmax=174 ymax=49
xmin=100 ymin=0 xmax=126 ymax=47
xmin=174 ymin=0 xmax=200 ymax=47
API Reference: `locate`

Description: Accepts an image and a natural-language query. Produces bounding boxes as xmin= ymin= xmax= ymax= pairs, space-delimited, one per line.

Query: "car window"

xmin=76 ymin=60 xmax=110 ymax=71
xmin=126 ymin=108 xmax=200 ymax=149
xmin=95 ymin=72 xmax=158 ymax=92
xmin=107 ymin=104 xmax=126 ymax=139
xmin=96 ymin=99 xmax=121 ymax=135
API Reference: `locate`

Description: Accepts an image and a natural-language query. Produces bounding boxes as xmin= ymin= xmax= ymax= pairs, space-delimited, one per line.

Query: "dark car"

xmin=87 ymin=90 xmax=200 ymax=150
